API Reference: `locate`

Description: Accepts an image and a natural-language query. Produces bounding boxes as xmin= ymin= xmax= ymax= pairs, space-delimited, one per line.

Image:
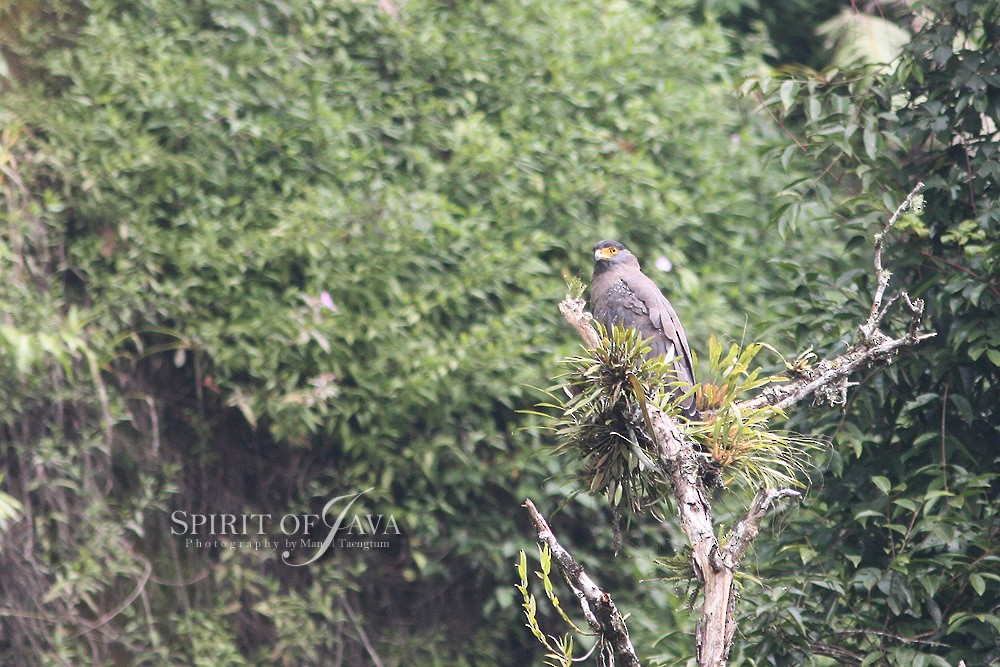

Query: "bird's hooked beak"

xmin=594 ymin=246 xmax=614 ymax=262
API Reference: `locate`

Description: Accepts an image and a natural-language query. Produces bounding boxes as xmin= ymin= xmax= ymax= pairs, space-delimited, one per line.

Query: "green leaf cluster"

xmin=542 ymin=327 xmax=817 ymax=519
xmin=516 ymin=545 xmax=591 ymax=667
xmin=687 ymin=336 xmax=819 ymax=491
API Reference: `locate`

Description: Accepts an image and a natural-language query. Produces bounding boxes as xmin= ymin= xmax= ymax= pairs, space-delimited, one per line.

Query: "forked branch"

xmin=551 ymin=302 xmax=795 ymax=666
xmin=739 ymin=182 xmax=931 ymax=412
xmin=861 ymin=183 xmax=925 ymax=341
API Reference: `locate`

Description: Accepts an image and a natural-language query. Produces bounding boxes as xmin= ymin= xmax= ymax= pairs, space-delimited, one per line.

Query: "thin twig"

xmin=145 ymin=394 xmax=160 ymax=456
xmin=809 ymin=640 xmax=863 ymax=665
xmin=140 ymin=587 xmax=158 ymax=651
xmin=341 ymin=595 xmax=386 ymax=667
xmin=921 ymin=250 xmax=1000 ymax=302
xmin=940 ymin=384 xmax=949 ymax=492
xmin=832 ymin=628 xmax=949 ymax=647
xmin=0 ymin=608 xmax=68 ymax=623
xmin=960 ymin=141 xmax=977 ymax=217
xmin=69 ymin=546 xmax=152 ymax=640
xmin=752 ymin=90 xmax=855 ymax=194
xmin=723 ymin=488 xmax=802 ymax=566
xmin=149 ymin=569 xmax=210 ymax=587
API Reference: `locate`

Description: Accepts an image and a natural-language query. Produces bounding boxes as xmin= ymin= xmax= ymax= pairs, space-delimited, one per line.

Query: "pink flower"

xmin=319 ymin=291 xmax=338 ymax=312
xmin=654 ymin=256 xmax=673 ymax=272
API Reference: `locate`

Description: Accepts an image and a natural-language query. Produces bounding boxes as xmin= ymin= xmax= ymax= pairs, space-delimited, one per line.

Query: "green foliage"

xmin=516 ymin=545 xmax=591 ymax=667
xmin=0 ymin=0 xmax=800 ymax=663
xmin=722 ymin=2 xmax=1000 ymax=664
xmin=694 ymin=335 xmax=782 ymax=409
xmin=559 ymin=321 xmax=730 ymax=509
xmin=540 ymin=324 xmax=679 ymax=513
xmin=543 ymin=327 xmax=817 ymax=517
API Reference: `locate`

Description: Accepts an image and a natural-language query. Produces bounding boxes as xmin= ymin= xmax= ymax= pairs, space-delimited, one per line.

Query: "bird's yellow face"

xmin=594 ymin=245 xmax=621 ymax=262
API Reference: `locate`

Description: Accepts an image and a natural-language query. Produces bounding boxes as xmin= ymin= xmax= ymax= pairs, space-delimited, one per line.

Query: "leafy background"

xmin=0 ymin=0 xmax=997 ymax=664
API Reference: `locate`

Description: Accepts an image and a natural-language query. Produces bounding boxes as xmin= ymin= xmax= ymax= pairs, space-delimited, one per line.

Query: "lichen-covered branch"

xmin=523 ymin=499 xmax=640 ymax=667
xmin=736 ymin=327 xmax=934 ymax=413
xmin=559 ymin=297 xmax=601 ymax=348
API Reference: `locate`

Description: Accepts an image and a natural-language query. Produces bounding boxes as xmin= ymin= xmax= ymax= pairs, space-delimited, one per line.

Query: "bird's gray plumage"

xmin=589 ymin=239 xmax=696 ymax=416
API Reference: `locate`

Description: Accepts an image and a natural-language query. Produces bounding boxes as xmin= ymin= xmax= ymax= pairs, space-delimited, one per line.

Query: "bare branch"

xmin=902 ymin=292 xmax=926 ymax=337
xmin=69 ymin=540 xmax=152 ymax=640
xmin=809 ymin=641 xmax=863 ymax=665
xmin=737 ymin=329 xmax=935 ymax=412
xmin=341 ymin=595 xmax=386 ymax=667
xmin=921 ymin=250 xmax=1000 ymax=302
xmin=860 ymin=182 xmax=924 ymax=342
xmin=523 ymin=499 xmax=640 ymax=667
xmin=723 ymin=488 xmax=802 ymax=566
xmin=739 ymin=183 xmax=932 ymax=413
xmin=559 ymin=296 xmax=601 ymax=349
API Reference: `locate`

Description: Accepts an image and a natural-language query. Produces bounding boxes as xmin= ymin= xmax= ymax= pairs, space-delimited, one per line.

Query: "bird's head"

xmin=593 ymin=240 xmax=638 ymax=271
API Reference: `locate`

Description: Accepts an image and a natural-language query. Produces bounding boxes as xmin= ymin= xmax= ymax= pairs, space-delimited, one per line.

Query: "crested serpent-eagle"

xmin=589 ymin=239 xmax=697 ymax=418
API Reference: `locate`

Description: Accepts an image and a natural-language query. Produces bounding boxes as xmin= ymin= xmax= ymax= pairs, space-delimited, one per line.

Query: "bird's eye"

xmin=607 ymin=247 xmax=618 ymax=255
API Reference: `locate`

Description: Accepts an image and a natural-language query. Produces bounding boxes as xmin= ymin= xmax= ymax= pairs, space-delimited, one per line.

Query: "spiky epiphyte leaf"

xmin=652 ymin=539 xmax=762 ymax=596
xmin=562 ymin=272 xmax=586 ymax=301
xmin=650 ymin=546 xmax=705 ymax=607
xmin=689 ymin=336 xmax=821 ymax=490
xmin=687 ymin=403 xmax=820 ymax=490
xmin=652 ymin=546 xmax=698 ymax=584
xmin=694 ymin=335 xmax=783 ymax=412
xmin=544 ymin=324 xmax=687 ymax=513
